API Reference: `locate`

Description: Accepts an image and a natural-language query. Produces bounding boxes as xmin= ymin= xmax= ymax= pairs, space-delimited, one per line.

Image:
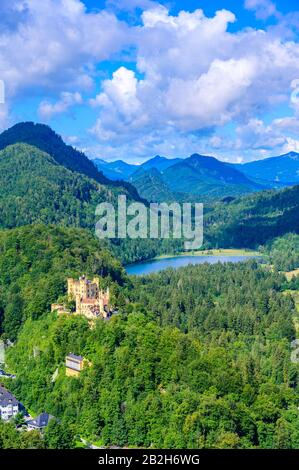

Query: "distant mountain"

xmin=94 ymin=155 xmax=182 ymax=182
xmin=89 ymin=150 xmax=299 ymax=203
xmin=234 ymin=151 xmax=299 ymax=186
xmin=140 ymin=155 xmax=183 ymax=173
xmin=113 ymin=152 xmax=268 ymax=202
xmin=160 ymin=153 xmax=263 ymax=200
xmin=94 ymin=158 xmax=138 ymax=181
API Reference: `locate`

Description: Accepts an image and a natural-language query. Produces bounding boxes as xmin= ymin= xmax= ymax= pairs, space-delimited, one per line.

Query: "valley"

xmin=2 ymin=0 xmax=299 ymax=458
xmin=95 ymin=151 xmax=299 ymax=203
xmin=0 ymin=122 xmax=298 ymax=450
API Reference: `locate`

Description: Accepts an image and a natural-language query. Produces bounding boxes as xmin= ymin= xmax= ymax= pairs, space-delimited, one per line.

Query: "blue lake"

xmin=126 ymin=255 xmax=259 ymax=276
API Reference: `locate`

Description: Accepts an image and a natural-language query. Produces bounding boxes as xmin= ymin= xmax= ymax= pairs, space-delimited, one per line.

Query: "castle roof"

xmin=66 ymin=353 xmax=84 ymax=362
xmin=27 ymin=412 xmax=53 ymax=429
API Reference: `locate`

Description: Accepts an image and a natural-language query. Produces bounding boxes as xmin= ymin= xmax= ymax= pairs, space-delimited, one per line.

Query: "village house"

xmin=26 ymin=412 xmax=54 ymax=432
xmin=65 ymin=353 xmax=87 ymax=377
xmin=0 ymin=385 xmax=20 ymax=421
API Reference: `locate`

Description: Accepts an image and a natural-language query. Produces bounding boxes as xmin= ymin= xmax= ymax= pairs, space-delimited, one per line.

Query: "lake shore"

xmin=126 ymin=251 xmax=262 ymax=276
xmin=154 ymin=248 xmax=260 ymax=260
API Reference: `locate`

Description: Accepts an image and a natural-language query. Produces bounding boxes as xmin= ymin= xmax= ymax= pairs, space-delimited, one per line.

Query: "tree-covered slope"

xmin=0 ymin=224 xmax=126 ymax=340
xmin=0 ymin=122 xmax=109 ymax=184
xmin=162 ymin=153 xmax=263 ymax=199
xmin=0 ymin=122 xmax=142 ymax=201
xmin=6 ymin=261 xmax=299 ymax=448
xmin=261 ymin=233 xmax=299 ymax=272
xmin=0 ymin=143 xmax=183 ymax=265
xmin=0 ymin=143 xmax=135 ymax=230
xmin=204 ymin=184 xmax=299 ymax=248
xmin=129 ymin=167 xmax=183 ymax=202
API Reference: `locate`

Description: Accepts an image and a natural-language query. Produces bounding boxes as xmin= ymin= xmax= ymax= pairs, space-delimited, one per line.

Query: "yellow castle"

xmin=68 ymin=275 xmax=111 ymax=319
xmin=52 ymin=275 xmax=111 ymax=320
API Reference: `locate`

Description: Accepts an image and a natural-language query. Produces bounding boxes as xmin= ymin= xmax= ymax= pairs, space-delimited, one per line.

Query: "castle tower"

xmin=68 ymin=276 xmax=99 ymax=301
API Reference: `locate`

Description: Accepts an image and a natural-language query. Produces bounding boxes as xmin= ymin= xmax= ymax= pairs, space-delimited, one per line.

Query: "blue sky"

xmin=1 ymin=0 xmax=299 ymax=163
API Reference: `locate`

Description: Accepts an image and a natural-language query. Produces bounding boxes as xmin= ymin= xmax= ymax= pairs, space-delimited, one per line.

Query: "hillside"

xmin=140 ymin=155 xmax=182 ymax=172
xmin=91 ymin=150 xmax=299 ymax=203
xmin=0 ymin=122 xmax=141 ymax=201
xmin=0 ymin=143 xmax=128 ymax=230
xmin=204 ymin=184 xmax=299 ymax=248
xmin=95 ymin=152 xmax=269 ymax=202
xmin=0 ymin=122 xmax=110 ymax=184
xmin=1 ymin=144 xmax=299 ymax=262
xmin=0 ymin=224 xmax=125 ymax=340
xmin=235 ymin=152 xmax=299 ymax=186
xmin=0 ymin=143 xmax=183 ymax=264
xmin=5 ymin=260 xmax=299 ymax=448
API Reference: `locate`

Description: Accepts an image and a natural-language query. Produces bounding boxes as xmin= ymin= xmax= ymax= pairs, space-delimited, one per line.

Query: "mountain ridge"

xmin=0 ymin=142 xmax=135 ymax=230
xmin=233 ymin=151 xmax=299 ymax=186
xmin=0 ymin=122 xmax=142 ymax=202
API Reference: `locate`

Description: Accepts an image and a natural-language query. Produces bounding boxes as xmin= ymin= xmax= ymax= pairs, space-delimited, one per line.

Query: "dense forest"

xmin=0 ymin=142 xmax=183 ymax=264
xmin=0 ymin=144 xmax=113 ymax=229
xmin=204 ymin=185 xmax=299 ymax=249
xmin=1 ymin=125 xmax=299 ymax=265
xmin=0 ymin=122 xmax=141 ymax=200
xmin=0 ymin=224 xmax=125 ymax=340
xmin=261 ymin=233 xmax=299 ymax=272
xmin=0 ymin=125 xmax=299 ymax=450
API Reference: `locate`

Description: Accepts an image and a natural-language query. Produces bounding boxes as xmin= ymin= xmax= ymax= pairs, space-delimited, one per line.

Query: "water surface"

xmin=126 ymin=255 xmax=258 ymax=276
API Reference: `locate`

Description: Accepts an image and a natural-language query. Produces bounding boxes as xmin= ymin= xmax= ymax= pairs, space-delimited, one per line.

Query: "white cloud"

xmin=38 ymin=91 xmax=82 ymax=120
xmin=89 ymin=5 xmax=299 ymax=159
xmin=0 ymin=103 xmax=10 ymax=131
xmin=164 ymin=57 xmax=256 ymax=130
xmin=282 ymin=137 xmax=299 ymax=153
xmin=236 ymin=118 xmax=286 ymax=150
xmin=2 ymin=2 xmax=299 ymax=160
xmin=90 ymin=67 xmax=141 ymax=118
xmin=0 ymin=0 xmax=129 ymax=99
xmin=90 ymin=66 xmax=148 ymax=142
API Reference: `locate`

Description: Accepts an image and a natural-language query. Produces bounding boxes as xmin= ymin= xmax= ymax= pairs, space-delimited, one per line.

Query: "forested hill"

xmin=0 ymin=143 xmax=132 ymax=230
xmin=6 ymin=260 xmax=299 ymax=448
xmin=0 ymin=224 xmax=126 ymax=340
xmin=0 ymin=122 xmax=108 ymax=184
xmin=1 ymin=141 xmax=299 ymax=261
xmin=205 ymin=184 xmax=299 ymax=248
xmin=0 ymin=142 xmax=182 ymax=264
xmin=0 ymin=122 xmax=141 ymax=201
